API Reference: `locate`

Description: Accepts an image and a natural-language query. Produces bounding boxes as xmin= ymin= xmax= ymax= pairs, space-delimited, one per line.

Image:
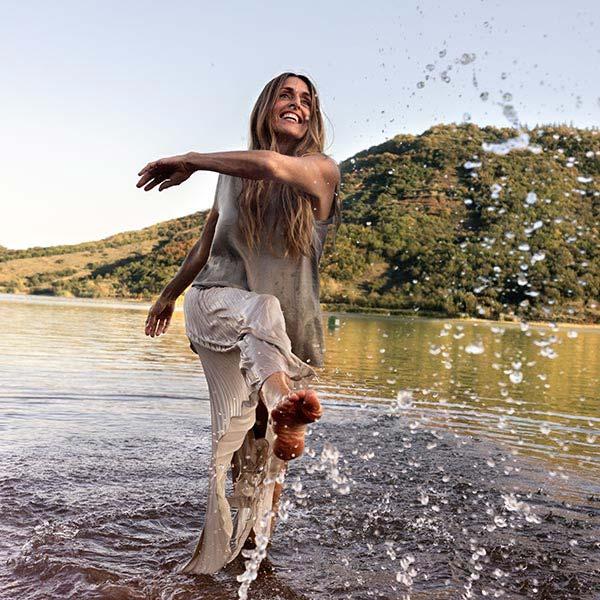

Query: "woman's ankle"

xmin=262 ymin=372 xmax=291 ymax=410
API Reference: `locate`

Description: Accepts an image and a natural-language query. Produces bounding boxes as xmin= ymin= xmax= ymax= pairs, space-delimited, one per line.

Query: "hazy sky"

xmin=2 ymin=0 xmax=599 ymax=249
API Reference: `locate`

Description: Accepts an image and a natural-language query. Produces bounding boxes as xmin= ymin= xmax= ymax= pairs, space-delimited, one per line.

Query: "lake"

xmin=1 ymin=293 xmax=598 ymax=599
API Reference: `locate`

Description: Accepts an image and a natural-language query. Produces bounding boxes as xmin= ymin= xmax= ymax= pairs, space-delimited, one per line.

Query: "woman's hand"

xmin=136 ymin=153 xmax=195 ymax=192
xmin=145 ymin=296 xmax=176 ymax=337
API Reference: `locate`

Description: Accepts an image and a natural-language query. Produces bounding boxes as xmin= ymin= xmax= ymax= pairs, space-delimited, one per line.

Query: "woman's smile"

xmin=280 ymin=111 xmax=302 ymax=124
xmin=272 ymin=76 xmax=312 ymax=148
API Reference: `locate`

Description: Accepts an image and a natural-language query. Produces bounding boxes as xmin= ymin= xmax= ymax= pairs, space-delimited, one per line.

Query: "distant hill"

xmin=1 ymin=123 xmax=598 ymax=323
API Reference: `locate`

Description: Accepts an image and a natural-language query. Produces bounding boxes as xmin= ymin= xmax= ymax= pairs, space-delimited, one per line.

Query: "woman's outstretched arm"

xmin=137 ymin=150 xmax=340 ymax=220
xmin=144 ymin=208 xmax=218 ymax=337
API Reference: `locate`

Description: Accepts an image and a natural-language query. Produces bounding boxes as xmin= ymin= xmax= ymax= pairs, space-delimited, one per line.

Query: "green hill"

xmin=1 ymin=123 xmax=598 ymax=323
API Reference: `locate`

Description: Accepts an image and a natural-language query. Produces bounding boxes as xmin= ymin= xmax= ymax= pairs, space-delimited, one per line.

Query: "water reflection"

xmin=1 ymin=294 xmax=597 ymax=476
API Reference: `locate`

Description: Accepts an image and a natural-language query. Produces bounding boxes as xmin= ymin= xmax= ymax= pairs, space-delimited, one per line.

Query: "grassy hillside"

xmin=2 ymin=123 xmax=598 ymax=323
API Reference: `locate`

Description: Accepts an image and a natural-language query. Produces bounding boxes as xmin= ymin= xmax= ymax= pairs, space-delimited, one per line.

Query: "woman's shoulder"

xmin=300 ymin=151 xmax=338 ymax=166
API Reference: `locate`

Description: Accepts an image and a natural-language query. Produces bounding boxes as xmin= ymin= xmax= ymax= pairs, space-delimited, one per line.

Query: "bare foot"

xmin=271 ymin=389 xmax=322 ymax=461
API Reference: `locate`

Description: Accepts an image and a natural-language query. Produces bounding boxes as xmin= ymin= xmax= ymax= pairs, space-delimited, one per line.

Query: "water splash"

xmin=305 ymin=441 xmax=351 ymax=495
xmin=482 ymin=131 xmax=542 ymax=156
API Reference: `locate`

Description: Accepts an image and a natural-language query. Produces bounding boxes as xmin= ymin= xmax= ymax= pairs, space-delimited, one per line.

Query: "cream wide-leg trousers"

xmin=180 ymin=285 xmax=317 ymax=574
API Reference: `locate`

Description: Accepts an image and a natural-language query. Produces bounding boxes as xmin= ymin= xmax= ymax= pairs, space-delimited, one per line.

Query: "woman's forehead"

xmin=281 ymin=76 xmax=311 ymax=96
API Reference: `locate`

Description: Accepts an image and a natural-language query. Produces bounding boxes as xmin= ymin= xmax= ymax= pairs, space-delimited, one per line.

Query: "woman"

xmin=136 ymin=72 xmax=341 ymax=574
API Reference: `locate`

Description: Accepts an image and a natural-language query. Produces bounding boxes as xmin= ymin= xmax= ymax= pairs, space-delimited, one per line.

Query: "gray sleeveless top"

xmin=190 ymin=173 xmax=335 ymax=367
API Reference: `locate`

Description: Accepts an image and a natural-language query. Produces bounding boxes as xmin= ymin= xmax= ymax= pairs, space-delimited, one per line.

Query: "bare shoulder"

xmin=300 ymin=153 xmax=341 ymax=219
xmin=274 ymin=151 xmax=340 ymax=219
xmin=301 ymin=152 xmax=341 ymax=183
xmin=317 ymin=154 xmax=340 ymax=219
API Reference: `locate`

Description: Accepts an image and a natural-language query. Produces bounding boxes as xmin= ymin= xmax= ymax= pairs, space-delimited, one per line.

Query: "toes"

xmin=299 ymin=396 xmax=322 ymax=422
xmin=305 ymin=389 xmax=319 ymax=402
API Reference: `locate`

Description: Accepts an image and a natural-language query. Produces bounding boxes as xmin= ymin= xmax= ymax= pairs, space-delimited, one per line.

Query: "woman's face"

xmin=271 ymin=76 xmax=312 ymax=145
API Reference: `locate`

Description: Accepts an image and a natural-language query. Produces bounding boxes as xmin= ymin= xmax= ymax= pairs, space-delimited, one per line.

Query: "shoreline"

xmin=2 ymin=291 xmax=598 ymax=328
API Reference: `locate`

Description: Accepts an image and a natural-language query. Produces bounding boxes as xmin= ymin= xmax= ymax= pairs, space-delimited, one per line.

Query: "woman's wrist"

xmin=159 ymin=284 xmax=180 ymax=303
xmin=184 ymin=151 xmax=205 ymax=173
xmin=182 ymin=150 xmax=275 ymax=180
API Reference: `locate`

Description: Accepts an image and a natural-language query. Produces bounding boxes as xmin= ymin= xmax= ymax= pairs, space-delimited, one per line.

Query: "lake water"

xmin=1 ymin=293 xmax=599 ymax=599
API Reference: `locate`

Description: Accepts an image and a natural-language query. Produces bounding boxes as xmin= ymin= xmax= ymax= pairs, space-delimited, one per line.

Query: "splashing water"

xmin=305 ymin=441 xmax=351 ymax=495
xmin=482 ymin=131 xmax=542 ymax=155
xmin=236 ymin=509 xmax=275 ymax=599
xmin=235 ymin=468 xmax=287 ymax=599
xmin=465 ymin=340 xmax=485 ymax=355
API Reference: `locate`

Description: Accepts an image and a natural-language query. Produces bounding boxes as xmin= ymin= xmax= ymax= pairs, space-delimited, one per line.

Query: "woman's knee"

xmin=255 ymin=293 xmax=283 ymax=314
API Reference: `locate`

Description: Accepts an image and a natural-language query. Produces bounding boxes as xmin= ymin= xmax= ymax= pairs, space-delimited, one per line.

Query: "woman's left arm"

xmin=138 ymin=150 xmax=340 ymax=218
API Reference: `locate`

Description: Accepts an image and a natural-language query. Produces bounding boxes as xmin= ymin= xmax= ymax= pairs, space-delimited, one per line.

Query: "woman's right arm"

xmin=144 ymin=208 xmax=219 ymax=338
xmin=159 ymin=208 xmax=219 ymax=302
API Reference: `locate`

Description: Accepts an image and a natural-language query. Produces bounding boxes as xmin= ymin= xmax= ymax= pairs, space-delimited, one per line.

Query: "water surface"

xmin=1 ymin=294 xmax=598 ymax=599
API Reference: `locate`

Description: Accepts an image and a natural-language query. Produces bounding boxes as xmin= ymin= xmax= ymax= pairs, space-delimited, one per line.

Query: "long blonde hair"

xmin=237 ymin=72 xmax=340 ymax=259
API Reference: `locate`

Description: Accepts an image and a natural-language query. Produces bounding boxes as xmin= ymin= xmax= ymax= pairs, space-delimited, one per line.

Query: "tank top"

xmin=190 ymin=173 xmax=336 ymax=367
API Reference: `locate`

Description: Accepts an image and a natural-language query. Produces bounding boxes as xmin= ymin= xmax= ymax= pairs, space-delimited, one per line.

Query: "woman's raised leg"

xmin=260 ymin=372 xmax=323 ymax=461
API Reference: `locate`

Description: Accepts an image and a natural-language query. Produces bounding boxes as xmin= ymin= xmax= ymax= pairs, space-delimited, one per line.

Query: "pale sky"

xmin=2 ymin=0 xmax=599 ymax=249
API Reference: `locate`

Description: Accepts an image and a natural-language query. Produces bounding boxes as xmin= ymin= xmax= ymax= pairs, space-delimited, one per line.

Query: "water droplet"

xmin=465 ymin=341 xmax=485 ymax=355
xmin=392 ymin=390 xmax=414 ymax=411
xmin=494 ymin=515 xmax=508 ymax=527
xmin=531 ymin=251 xmax=546 ymax=263
xmin=509 ymin=370 xmax=523 ymax=384
xmin=459 ymin=52 xmax=476 ymax=65
xmin=464 ymin=161 xmax=482 ymax=169
xmin=525 ymin=192 xmax=537 ymax=205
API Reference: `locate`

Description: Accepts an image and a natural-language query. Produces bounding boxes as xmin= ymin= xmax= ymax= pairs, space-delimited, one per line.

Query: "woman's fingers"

xmin=145 ymin=311 xmax=171 ymax=337
xmin=157 ymin=316 xmax=170 ymax=336
xmin=137 ymin=162 xmax=169 ymax=190
xmin=143 ymin=177 xmax=163 ymax=191
xmin=145 ymin=314 xmax=155 ymax=336
xmin=137 ymin=157 xmax=191 ymax=191
xmin=138 ymin=160 xmax=160 ymax=176
xmin=136 ymin=171 xmax=156 ymax=188
xmin=158 ymin=171 xmax=188 ymax=192
xmin=145 ymin=299 xmax=175 ymax=337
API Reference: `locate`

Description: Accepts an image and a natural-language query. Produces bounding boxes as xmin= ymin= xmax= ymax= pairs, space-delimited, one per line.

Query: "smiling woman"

xmin=135 ymin=72 xmax=341 ymax=578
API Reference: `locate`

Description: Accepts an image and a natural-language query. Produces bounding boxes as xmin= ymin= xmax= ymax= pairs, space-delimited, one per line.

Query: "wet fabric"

xmin=190 ymin=173 xmax=336 ymax=367
xmin=180 ymin=285 xmax=316 ymax=574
